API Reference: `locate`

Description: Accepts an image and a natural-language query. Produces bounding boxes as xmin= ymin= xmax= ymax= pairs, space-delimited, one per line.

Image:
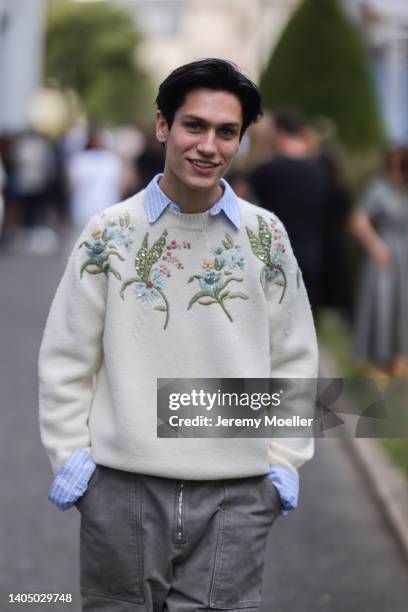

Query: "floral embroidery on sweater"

xmin=78 ymin=213 xmax=135 ymax=280
xmin=120 ymin=231 xmax=189 ymax=330
xmin=246 ymin=215 xmax=287 ymax=303
xmin=187 ymin=233 xmax=249 ymax=323
xmin=102 ymin=212 xmax=136 ymax=252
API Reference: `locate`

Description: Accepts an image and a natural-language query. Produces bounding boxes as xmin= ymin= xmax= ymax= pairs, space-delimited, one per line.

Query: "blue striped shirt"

xmin=143 ymin=173 xmax=241 ymax=228
xmin=48 ymin=176 xmax=299 ymax=515
xmin=48 ymin=450 xmax=299 ymax=516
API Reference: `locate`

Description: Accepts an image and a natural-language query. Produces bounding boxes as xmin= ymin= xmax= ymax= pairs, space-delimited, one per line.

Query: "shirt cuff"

xmin=267 ymin=465 xmax=299 ymax=517
xmin=48 ymin=449 xmax=96 ymax=511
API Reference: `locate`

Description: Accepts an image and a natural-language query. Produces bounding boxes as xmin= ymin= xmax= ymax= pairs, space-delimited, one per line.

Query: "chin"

xmin=185 ymin=171 xmax=221 ymax=191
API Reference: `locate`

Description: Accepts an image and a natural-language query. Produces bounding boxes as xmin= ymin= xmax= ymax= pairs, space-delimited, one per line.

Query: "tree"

xmin=260 ymin=0 xmax=384 ymax=150
xmin=45 ymin=0 xmax=153 ymax=125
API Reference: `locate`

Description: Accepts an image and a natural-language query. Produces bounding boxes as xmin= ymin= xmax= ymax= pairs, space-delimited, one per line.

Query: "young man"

xmin=39 ymin=59 xmax=318 ymax=611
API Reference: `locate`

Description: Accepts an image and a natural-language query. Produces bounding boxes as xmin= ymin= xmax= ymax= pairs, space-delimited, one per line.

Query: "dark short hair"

xmin=156 ymin=58 xmax=262 ymax=138
xmin=274 ymin=109 xmax=306 ymax=135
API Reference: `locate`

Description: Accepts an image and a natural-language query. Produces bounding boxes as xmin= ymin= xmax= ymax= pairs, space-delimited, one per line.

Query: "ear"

xmin=156 ymin=111 xmax=169 ymax=144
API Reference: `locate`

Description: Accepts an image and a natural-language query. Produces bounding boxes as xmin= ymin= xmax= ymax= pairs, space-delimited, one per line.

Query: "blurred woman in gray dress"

xmin=351 ymin=147 xmax=408 ymax=377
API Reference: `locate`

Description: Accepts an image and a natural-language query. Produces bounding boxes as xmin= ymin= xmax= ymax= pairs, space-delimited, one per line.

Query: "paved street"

xmin=0 ymin=239 xmax=407 ymax=612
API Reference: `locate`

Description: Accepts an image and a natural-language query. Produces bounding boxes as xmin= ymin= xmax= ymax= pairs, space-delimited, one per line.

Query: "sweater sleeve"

xmin=38 ymin=216 xmax=107 ymax=475
xmin=266 ymin=217 xmax=318 ymax=473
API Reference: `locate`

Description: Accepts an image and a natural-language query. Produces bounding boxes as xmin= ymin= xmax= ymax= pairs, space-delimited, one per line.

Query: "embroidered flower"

xmin=202 ymin=259 xmax=215 ymax=272
xmin=246 ymin=215 xmax=287 ymax=303
xmin=121 ymin=230 xmax=184 ymax=330
xmin=79 ymin=217 xmax=128 ymax=281
xmin=151 ymin=269 xmax=164 ymax=289
xmin=211 ymin=234 xmax=245 ymax=272
xmin=111 ymin=229 xmax=133 ymax=252
xmin=187 ymin=234 xmax=248 ymax=322
xmin=91 ymin=227 xmax=103 ymax=240
xmin=199 ymin=270 xmax=223 ymax=291
xmin=212 ymin=245 xmax=224 ymax=256
xmin=100 ymin=214 xmax=136 ymax=252
xmin=88 ymin=239 xmax=107 ymax=262
xmin=133 ymin=270 xmax=164 ymax=303
xmin=133 ymin=282 xmax=159 ymax=302
xmin=265 ymin=267 xmax=279 ymax=282
xmin=162 ymin=248 xmax=184 ymax=270
xmin=219 ymin=249 xmax=245 ymax=270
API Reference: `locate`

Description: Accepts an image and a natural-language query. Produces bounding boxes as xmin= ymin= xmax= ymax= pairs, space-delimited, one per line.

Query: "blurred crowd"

xmin=0 ymin=109 xmax=407 ymax=378
xmin=0 ymin=122 xmax=164 ymax=254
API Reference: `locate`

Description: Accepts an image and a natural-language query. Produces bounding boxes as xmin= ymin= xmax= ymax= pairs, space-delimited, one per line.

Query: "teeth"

xmin=193 ymin=161 xmax=216 ymax=168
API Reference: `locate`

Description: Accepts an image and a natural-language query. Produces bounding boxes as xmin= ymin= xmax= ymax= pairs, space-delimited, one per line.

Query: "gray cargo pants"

xmin=76 ymin=465 xmax=281 ymax=611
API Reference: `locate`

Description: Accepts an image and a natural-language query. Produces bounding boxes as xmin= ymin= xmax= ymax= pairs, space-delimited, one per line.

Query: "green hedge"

xmin=45 ymin=0 xmax=153 ymax=124
xmin=260 ymin=0 xmax=385 ymax=151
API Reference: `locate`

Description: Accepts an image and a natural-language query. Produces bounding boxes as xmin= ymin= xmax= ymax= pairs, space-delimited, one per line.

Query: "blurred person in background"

xmin=320 ymin=152 xmax=353 ymax=323
xmin=61 ymin=120 xmax=89 ymax=160
xmin=351 ymin=146 xmax=408 ymax=377
xmin=111 ymin=123 xmax=145 ymax=199
xmin=10 ymin=128 xmax=60 ymax=255
xmin=226 ymin=113 xmax=276 ymax=200
xmin=236 ymin=111 xmax=276 ymax=171
xmin=249 ymin=109 xmax=329 ymax=318
xmin=0 ymin=134 xmax=18 ymax=240
xmin=133 ymin=129 xmax=165 ymax=190
xmin=306 ymin=122 xmax=354 ymax=323
xmin=66 ymin=126 xmax=124 ymax=227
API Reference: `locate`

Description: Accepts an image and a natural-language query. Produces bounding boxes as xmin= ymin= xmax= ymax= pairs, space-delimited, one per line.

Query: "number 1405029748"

xmin=8 ymin=593 xmax=72 ymax=604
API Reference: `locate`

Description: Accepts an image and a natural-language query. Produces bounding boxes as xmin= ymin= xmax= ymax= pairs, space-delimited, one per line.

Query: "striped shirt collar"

xmin=143 ymin=173 xmax=240 ymax=229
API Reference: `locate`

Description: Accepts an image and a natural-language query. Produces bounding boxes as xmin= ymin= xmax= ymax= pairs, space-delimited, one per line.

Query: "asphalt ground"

xmin=0 ymin=237 xmax=407 ymax=612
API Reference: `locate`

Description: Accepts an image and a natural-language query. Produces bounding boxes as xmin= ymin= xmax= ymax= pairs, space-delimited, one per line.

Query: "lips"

xmin=188 ymin=159 xmax=220 ymax=174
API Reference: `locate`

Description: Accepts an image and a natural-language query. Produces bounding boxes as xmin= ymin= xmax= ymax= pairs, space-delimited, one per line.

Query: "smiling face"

xmin=156 ymin=88 xmax=243 ymax=204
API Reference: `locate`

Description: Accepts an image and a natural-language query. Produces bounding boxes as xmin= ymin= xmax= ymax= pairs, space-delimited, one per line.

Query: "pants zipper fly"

xmin=176 ymin=480 xmax=184 ymax=542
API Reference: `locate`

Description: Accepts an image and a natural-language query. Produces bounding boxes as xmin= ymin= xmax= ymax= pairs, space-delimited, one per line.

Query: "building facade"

xmin=110 ymin=0 xmax=300 ymax=83
xmin=0 ymin=0 xmax=46 ymax=132
xmin=353 ymin=0 xmax=408 ymax=142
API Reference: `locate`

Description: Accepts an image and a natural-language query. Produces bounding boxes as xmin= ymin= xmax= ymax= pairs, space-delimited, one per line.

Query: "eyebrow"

xmin=182 ymin=114 xmax=241 ymax=129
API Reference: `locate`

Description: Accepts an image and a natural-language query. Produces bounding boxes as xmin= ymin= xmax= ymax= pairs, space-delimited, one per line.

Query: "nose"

xmin=196 ymin=130 xmax=217 ymax=156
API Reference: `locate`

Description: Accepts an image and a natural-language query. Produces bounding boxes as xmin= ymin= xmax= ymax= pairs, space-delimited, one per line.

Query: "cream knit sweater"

xmin=39 ymin=190 xmax=318 ymax=478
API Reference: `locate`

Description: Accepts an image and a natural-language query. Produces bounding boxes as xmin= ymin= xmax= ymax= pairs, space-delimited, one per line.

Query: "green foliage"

xmin=260 ymin=0 xmax=384 ymax=151
xmin=381 ymin=439 xmax=408 ymax=476
xmin=320 ymin=309 xmax=408 ymax=476
xmin=45 ymin=0 xmax=153 ymax=124
xmin=318 ymin=309 xmax=365 ymax=377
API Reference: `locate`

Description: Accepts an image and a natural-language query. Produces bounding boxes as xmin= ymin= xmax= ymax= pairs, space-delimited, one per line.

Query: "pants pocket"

xmin=79 ymin=466 xmax=145 ymax=604
xmin=75 ymin=465 xmax=100 ymax=509
xmin=209 ymin=476 xmax=278 ymax=610
xmin=262 ymin=475 xmax=282 ymax=512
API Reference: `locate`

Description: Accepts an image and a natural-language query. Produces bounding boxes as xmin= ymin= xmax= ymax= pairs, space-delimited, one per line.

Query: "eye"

xmin=219 ymin=126 xmax=236 ymax=138
xmin=185 ymin=121 xmax=203 ymax=132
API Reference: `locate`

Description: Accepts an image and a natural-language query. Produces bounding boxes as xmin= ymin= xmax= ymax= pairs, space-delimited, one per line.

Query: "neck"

xmin=159 ymin=172 xmax=223 ymax=214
